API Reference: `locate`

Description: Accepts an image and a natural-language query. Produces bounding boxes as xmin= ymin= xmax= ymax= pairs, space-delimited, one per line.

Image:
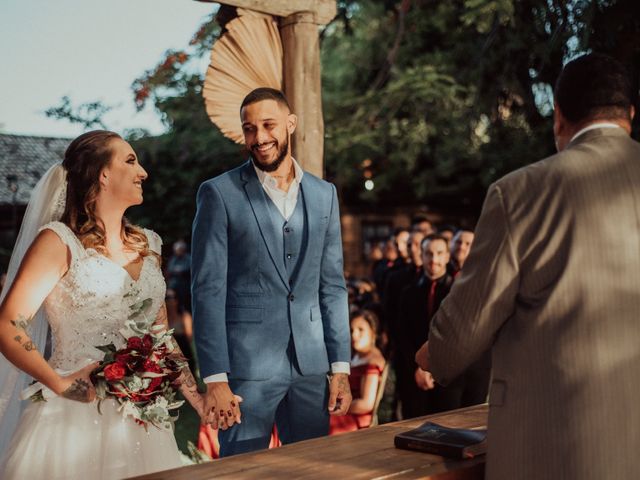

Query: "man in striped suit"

xmin=416 ymin=53 xmax=640 ymax=479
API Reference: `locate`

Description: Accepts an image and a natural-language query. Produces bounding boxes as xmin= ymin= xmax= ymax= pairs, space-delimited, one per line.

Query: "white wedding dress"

xmin=1 ymin=222 xmax=184 ymax=479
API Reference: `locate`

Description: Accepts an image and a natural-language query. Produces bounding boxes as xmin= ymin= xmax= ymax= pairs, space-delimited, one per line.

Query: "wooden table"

xmin=129 ymin=404 xmax=488 ymax=480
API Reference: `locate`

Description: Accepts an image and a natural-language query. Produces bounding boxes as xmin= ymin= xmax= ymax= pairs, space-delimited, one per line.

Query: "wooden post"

xmin=196 ymin=0 xmax=336 ymax=176
xmin=195 ymin=0 xmax=337 ymax=26
xmin=280 ymin=12 xmax=324 ymax=178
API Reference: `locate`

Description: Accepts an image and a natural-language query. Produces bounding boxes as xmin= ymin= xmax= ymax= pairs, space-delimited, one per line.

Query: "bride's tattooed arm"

xmin=10 ymin=315 xmax=37 ymax=352
xmin=154 ymin=303 xmax=205 ymax=416
xmin=61 ymin=378 xmax=93 ymax=402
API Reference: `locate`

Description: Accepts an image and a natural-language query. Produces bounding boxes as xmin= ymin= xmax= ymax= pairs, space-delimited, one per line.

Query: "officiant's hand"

xmin=414 ymin=367 xmax=435 ymax=391
xmin=204 ymin=382 xmax=243 ymax=430
xmin=56 ymin=361 xmax=100 ymax=403
xmin=415 ymin=340 xmax=430 ymax=371
xmin=328 ymin=373 xmax=352 ymax=415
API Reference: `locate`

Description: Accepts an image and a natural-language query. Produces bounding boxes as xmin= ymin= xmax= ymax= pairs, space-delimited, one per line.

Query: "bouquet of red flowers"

xmin=91 ymin=292 xmax=187 ymax=431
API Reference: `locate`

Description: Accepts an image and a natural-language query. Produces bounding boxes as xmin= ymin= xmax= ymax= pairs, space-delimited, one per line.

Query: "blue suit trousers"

xmin=219 ymin=338 xmax=330 ymax=457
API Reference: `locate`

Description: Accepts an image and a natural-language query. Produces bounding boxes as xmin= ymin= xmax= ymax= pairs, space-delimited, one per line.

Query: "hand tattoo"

xmin=61 ymin=379 xmax=92 ymax=402
xmin=335 ymin=374 xmax=350 ymax=392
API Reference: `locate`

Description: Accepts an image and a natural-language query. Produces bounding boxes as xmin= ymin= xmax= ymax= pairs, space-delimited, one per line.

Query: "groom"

xmin=191 ymin=88 xmax=352 ymax=456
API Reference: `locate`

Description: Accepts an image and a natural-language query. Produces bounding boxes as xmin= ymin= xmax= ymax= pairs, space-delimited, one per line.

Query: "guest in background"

xmin=397 ymin=234 xmax=489 ymax=416
xmin=165 ymin=239 xmax=194 ymax=369
xmin=377 ymin=228 xmax=411 ymax=299
xmin=394 ymin=228 xmax=411 ymax=264
xmin=448 ymin=229 xmax=475 ymax=277
xmin=367 ymin=242 xmax=384 ymax=275
xmin=330 ymin=310 xmax=386 ymax=435
xmin=411 ymin=215 xmax=434 ymax=236
xmin=383 ymin=230 xmax=425 ymax=359
xmin=372 ymin=237 xmax=398 ymax=291
xmin=437 ymin=224 xmax=457 ymax=243
xmin=166 ymin=240 xmax=192 ymax=317
xmin=381 ymin=230 xmax=425 ymax=421
xmin=396 ymin=234 xmax=454 ymax=419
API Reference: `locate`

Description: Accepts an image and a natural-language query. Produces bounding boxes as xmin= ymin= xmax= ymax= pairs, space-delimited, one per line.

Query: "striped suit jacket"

xmin=428 ymin=127 xmax=640 ymax=480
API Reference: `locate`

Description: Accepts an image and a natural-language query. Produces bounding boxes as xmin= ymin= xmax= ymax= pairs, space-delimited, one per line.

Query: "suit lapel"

xmin=290 ymin=175 xmax=322 ymax=290
xmin=241 ymin=161 xmax=289 ymax=289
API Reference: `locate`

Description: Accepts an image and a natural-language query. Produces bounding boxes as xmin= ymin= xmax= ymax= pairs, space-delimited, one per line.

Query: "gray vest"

xmin=264 ymin=187 xmax=308 ymax=284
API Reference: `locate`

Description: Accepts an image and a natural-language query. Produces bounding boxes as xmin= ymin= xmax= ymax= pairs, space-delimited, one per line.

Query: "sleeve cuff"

xmin=331 ymin=362 xmax=350 ymax=375
xmin=203 ymin=373 xmax=229 ymax=383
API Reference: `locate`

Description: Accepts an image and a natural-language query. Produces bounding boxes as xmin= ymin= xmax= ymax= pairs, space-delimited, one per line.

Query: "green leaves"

xmin=461 ymin=0 xmax=515 ymax=33
xmin=128 ymin=298 xmax=153 ymax=320
xmin=116 ymin=0 xmax=639 ymax=227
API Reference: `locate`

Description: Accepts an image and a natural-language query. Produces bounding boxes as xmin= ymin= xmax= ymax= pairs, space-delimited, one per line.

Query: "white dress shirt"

xmin=570 ymin=122 xmax=622 ymax=144
xmin=204 ymin=158 xmax=349 ymax=383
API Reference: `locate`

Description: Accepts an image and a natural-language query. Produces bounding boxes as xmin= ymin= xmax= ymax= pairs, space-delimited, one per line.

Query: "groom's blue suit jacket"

xmin=191 ymin=160 xmax=350 ymax=380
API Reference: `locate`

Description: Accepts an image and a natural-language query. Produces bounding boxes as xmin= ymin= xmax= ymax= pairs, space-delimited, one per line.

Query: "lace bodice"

xmin=39 ymin=222 xmax=166 ymax=370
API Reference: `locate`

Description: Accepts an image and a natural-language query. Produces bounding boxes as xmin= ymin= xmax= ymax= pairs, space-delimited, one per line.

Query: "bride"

xmin=0 ymin=130 xmax=204 ymax=479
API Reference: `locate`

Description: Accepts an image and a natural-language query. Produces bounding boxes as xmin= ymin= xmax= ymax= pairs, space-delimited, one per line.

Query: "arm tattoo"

xmin=10 ymin=315 xmax=31 ymax=332
xmin=11 ymin=315 xmax=37 ymax=352
xmin=61 ymin=379 xmax=92 ymax=402
xmin=182 ymin=370 xmax=198 ymax=390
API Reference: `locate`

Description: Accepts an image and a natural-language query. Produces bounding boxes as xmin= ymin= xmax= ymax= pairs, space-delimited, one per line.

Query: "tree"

xmin=125 ymin=12 xmax=244 ymax=244
xmin=318 ymin=0 xmax=640 ymax=218
xmin=44 ymin=0 xmax=640 ymax=236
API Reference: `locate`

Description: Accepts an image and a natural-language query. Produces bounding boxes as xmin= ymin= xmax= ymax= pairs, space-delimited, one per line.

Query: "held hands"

xmin=328 ymin=373 xmax=352 ymax=416
xmin=203 ymin=382 xmax=243 ymax=430
xmin=56 ymin=361 xmax=100 ymax=403
xmin=414 ymin=367 xmax=435 ymax=391
xmin=191 ymin=393 xmax=207 ymax=419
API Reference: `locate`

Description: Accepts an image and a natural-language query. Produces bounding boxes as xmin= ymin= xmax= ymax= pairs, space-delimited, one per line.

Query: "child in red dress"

xmin=329 ymin=310 xmax=386 ymax=434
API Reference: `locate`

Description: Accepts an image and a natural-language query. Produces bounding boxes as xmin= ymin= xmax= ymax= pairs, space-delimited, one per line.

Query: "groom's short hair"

xmin=240 ymin=88 xmax=291 ymax=113
xmin=554 ymin=53 xmax=634 ymax=124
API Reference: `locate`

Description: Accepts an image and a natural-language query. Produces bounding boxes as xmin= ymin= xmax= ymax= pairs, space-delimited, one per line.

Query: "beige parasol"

xmin=203 ymin=9 xmax=283 ymax=144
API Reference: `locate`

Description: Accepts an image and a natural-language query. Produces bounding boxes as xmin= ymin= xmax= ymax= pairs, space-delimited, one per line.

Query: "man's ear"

xmin=630 ymin=105 xmax=636 ymax=121
xmin=287 ymin=113 xmax=298 ymax=135
xmin=553 ymin=102 xmax=566 ymax=138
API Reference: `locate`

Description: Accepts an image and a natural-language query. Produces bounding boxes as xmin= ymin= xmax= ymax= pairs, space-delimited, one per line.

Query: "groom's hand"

xmin=328 ymin=373 xmax=352 ymax=416
xmin=204 ymin=382 xmax=243 ymax=430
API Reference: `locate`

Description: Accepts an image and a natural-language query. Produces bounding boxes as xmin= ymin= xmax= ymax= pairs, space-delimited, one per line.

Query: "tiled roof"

xmin=0 ymin=134 xmax=71 ymax=205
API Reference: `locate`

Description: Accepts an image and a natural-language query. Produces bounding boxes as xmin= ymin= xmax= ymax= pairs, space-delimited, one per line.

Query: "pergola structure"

xmin=197 ymin=0 xmax=337 ymax=178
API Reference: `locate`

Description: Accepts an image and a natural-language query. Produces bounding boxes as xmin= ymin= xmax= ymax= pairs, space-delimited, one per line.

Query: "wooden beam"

xmin=280 ymin=12 xmax=325 ymax=178
xmin=196 ymin=0 xmax=337 ymax=25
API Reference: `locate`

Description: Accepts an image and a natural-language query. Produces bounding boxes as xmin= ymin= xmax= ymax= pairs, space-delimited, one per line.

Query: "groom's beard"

xmin=250 ymin=136 xmax=289 ymax=173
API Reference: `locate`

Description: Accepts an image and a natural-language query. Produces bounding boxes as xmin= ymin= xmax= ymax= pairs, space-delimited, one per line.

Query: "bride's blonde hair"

xmin=61 ymin=130 xmax=151 ymax=257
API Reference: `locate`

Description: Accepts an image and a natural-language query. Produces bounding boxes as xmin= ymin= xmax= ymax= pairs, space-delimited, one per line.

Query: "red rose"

xmin=143 ymin=359 xmax=162 ymax=373
xmin=115 ymin=352 xmax=132 ymax=366
xmin=127 ymin=336 xmax=144 ymax=351
xmin=146 ymin=377 xmax=163 ymax=392
xmin=142 ymin=334 xmax=153 ymax=352
xmin=104 ymin=363 xmax=126 ymax=382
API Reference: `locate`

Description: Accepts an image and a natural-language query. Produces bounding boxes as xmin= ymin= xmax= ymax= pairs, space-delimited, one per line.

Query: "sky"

xmin=0 ymin=0 xmax=216 ymax=139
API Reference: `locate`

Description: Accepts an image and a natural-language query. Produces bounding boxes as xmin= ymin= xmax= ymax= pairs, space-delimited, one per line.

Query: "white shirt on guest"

xmin=204 ymin=158 xmax=349 ymax=384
